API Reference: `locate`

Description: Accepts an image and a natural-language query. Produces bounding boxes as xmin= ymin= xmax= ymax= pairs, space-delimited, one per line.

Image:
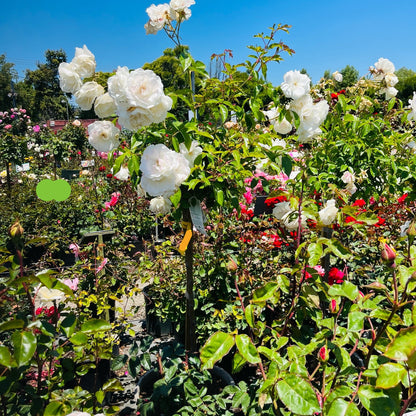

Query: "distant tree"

xmin=395 ymin=67 xmax=416 ymax=81
xmin=323 ymin=69 xmax=331 ymax=80
xmin=339 ymin=65 xmax=359 ymax=89
xmin=24 ymin=49 xmax=71 ymax=122
xmin=0 ymin=55 xmax=18 ymax=111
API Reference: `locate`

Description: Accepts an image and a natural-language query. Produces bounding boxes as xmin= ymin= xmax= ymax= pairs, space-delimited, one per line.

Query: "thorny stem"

xmin=399 ymin=390 xmax=416 ymax=416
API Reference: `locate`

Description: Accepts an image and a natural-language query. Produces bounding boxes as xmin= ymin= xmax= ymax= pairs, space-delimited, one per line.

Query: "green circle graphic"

xmin=36 ymin=179 xmax=71 ymax=201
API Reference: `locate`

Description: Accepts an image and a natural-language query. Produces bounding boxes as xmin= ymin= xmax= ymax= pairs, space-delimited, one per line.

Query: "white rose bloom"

xmin=170 ymin=0 xmax=195 ymax=11
xmin=179 ymin=140 xmax=203 ymax=167
xmin=408 ymin=92 xmax=416 ymax=122
xmin=281 ymin=70 xmax=311 ymax=100
xmin=140 ymin=144 xmax=190 ymax=197
xmin=374 ymin=58 xmax=395 ymax=79
xmin=94 ymin=93 xmax=117 ymax=118
xmin=75 ymin=81 xmax=105 ymax=111
xmin=272 ymin=201 xmax=291 ymax=220
xmin=332 ymin=71 xmax=343 ymax=82
xmin=36 ymin=286 xmax=65 ymax=304
xmin=382 ymin=86 xmax=398 ymax=100
xmin=289 ymin=94 xmax=313 ymax=114
xmin=114 ymin=166 xmax=130 ymax=181
xmin=295 ymin=99 xmax=329 ymax=142
xmin=345 ymin=181 xmax=357 ymax=195
xmin=145 ymin=3 xmax=171 ymax=33
xmin=318 ymin=199 xmax=338 ymax=226
xmin=58 ymin=62 xmax=82 ymax=93
xmin=341 ymin=170 xmax=355 ymax=184
xmin=384 ymin=73 xmax=398 ymax=87
xmin=108 ymin=67 xmax=172 ymax=129
xmin=65 ymin=412 xmax=91 ymax=416
xmin=263 ymin=107 xmax=292 ymax=135
xmin=149 ymin=196 xmax=172 ymax=215
xmin=72 ymin=45 xmax=96 ymax=78
xmin=282 ymin=211 xmax=307 ymax=231
xmin=88 ymin=121 xmax=120 ymax=152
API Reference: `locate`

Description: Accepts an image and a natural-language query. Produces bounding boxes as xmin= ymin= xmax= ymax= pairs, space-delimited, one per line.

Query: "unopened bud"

xmin=319 ymin=346 xmax=329 ymax=362
xmin=9 ymin=221 xmax=24 ymax=239
xmin=407 ymin=222 xmax=416 ymax=237
xmin=329 ymin=299 xmax=338 ymax=314
xmin=227 ymin=258 xmax=238 ymax=271
xmin=381 ymin=243 xmax=396 ymax=267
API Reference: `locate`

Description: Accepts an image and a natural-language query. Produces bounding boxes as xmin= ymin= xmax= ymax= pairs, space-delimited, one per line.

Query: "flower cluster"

xmin=144 ymin=0 xmax=195 ymax=34
xmin=0 ymin=108 xmax=31 ymax=136
xmin=280 ymin=70 xmax=329 ymax=142
xmin=371 ymin=57 xmax=399 ymax=100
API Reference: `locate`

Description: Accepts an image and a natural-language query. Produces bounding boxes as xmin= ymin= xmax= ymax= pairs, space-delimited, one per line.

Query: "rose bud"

xmin=9 ymin=220 xmax=24 ymax=239
xmin=381 ymin=242 xmax=396 ymax=267
xmin=329 ymin=299 xmax=338 ymax=314
xmin=318 ymin=345 xmax=329 ymax=362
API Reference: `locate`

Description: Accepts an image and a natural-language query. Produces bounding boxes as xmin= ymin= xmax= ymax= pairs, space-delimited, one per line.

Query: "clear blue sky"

xmin=1 ymin=0 xmax=416 ymax=85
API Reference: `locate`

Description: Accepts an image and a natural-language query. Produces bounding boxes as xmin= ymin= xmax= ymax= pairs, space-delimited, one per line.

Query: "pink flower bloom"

xmin=4 ymin=124 xmax=12 ymax=130
xmin=69 ymin=243 xmax=80 ymax=257
xmin=328 ymin=267 xmax=344 ymax=285
xmin=243 ymin=188 xmax=254 ymax=205
xmin=313 ymin=265 xmax=325 ymax=276
xmin=62 ymin=278 xmax=79 ymax=291
xmin=33 ymin=125 xmax=40 ymax=133
xmin=96 ymin=258 xmax=108 ymax=273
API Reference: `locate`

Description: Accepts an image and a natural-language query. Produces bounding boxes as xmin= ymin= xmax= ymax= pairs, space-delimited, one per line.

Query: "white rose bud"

xmin=59 ymin=62 xmax=82 ymax=93
xmin=75 ymin=81 xmax=105 ymax=111
xmin=88 ymin=120 xmax=120 ymax=152
xmin=94 ymin=93 xmax=117 ymax=118
xmin=332 ymin=71 xmax=343 ymax=83
xmin=114 ymin=166 xmax=130 ymax=181
xmin=72 ymin=45 xmax=96 ymax=78
xmin=179 ymin=140 xmax=203 ymax=168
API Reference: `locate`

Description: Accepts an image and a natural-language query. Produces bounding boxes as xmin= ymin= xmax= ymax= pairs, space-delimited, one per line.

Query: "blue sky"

xmin=1 ymin=0 xmax=416 ymax=86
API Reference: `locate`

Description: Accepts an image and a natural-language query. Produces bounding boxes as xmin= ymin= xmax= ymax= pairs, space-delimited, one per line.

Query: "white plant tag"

xmin=189 ymin=197 xmax=207 ymax=235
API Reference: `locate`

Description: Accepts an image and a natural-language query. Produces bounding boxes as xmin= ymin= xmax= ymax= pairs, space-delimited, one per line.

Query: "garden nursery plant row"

xmin=3 ymin=1 xmax=416 ymax=415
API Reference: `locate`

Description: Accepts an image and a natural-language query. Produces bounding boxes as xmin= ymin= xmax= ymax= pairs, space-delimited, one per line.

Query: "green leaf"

xmin=170 ymin=188 xmax=182 ymax=208
xmin=281 ymin=155 xmax=292 ymax=176
xmin=69 ymin=332 xmax=88 ymax=345
xmin=0 ymin=319 xmax=25 ymax=331
xmin=60 ymin=314 xmax=76 ymax=338
xmin=200 ymin=331 xmax=235 ymax=370
xmin=219 ymin=104 xmax=228 ymax=123
xmin=327 ymin=398 xmax=360 ymax=416
xmin=244 ymin=304 xmax=255 ymax=328
xmin=384 ymin=326 xmax=416 ymax=368
xmin=376 ymin=363 xmax=406 ymax=389
xmin=276 ymin=375 xmax=320 ymax=415
xmin=348 ymin=311 xmax=366 ymax=331
xmin=0 ymin=346 xmax=13 ymax=368
xmin=43 ymin=401 xmax=72 ymax=416
xmin=80 ymin=319 xmax=111 ymax=334
xmin=358 ymin=385 xmax=400 ymax=416
xmin=214 ymin=188 xmax=224 ymax=206
xmin=235 ymin=334 xmax=261 ymax=364
xmin=11 ymin=331 xmax=36 ymax=366
xmin=307 ymin=243 xmax=323 ymax=267
xmin=252 ymin=282 xmax=279 ymax=304
xmin=232 ymin=351 xmax=247 ymax=373
xmin=103 ymin=378 xmax=124 ymax=392
xmin=96 ymin=390 xmax=105 ymax=404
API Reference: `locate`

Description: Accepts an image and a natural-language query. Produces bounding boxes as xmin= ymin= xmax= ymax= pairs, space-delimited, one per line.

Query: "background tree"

xmin=339 ymin=65 xmax=359 ymax=89
xmin=24 ymin=49 xmax=71 ymax=122
xmin=0 ymin=55 xmax=18 ymax=111
xmin=395 ymin=67 xmax=416 ymax=102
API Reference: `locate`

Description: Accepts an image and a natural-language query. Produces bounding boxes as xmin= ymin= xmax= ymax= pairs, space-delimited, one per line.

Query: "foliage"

xmin=0 ymin=55 xmax=18 ymax=111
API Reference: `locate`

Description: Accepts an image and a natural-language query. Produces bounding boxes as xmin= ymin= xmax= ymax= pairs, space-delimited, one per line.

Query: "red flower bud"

xmin=381 ymin=243 xmax=396 ymax=267
xmin=319 ymin=346 xmax=329 ymax=362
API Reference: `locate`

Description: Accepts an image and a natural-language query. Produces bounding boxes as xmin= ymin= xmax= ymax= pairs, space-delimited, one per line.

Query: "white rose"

xmin=281 ymin=70 xmax=311 ymax=100
xmin=384 ymin=73 xmax=398 ymax=87
xmin=295 ymin=99 xmax=329 ymax=142
xmin=318 ymin=199 xmax=338 ymax=226
xmin=408 ymin=92 xmax=416 ymax=122
xmin=58 ymin=62 xmax=82 ymax=93
xmin=282 ymin=211 xmax=307 ymax=231
xmin=345 ymin=181 xmax=357 ymax=195
xmin=332 ymin=71 xmax=343 ymax=82
xmin=382 ymin=86 xmax=398 ymax=100
xmin=341 ymin=170 xmax=355 ymax=184
xmin=88 ymin=121 xmax=120 ymax=152
xmin=72 ymin=45 xmax=96 ymax=78
xmin=114 ymin=166 xmax=130 ymax=181
xmin=374 ymin=57 xmax=395 ymax=79
xmin=179 ymin=140 xmax=203 ymax=167
xmin=169 ymin=0 xmax=195 ymax=11
xmin=263 ymin=107 xmax=292 ymax=135
xmin=75 ymin=81 xmax=105 ymax=110
xmin=149 ymin=196 xmax=172 ymax=214
xmin=65 ymin=412 xmax=91 ymax=416
xmin=108 ymin=67 xmax=172 ymax=129
xmin=94 ymin=93 xmax=117 ymax=118
xmin=145 ymin=3 xmax=171 ymax=33
xmin=36 ymin=286 xmax=65 ymax=304
xmin=140 ymin=144 xmax=190 ymax=197
xmin=272 ymin=201 xmax=291 ymax=220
